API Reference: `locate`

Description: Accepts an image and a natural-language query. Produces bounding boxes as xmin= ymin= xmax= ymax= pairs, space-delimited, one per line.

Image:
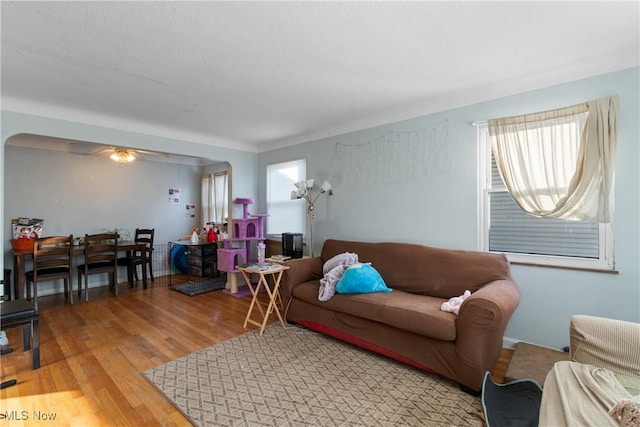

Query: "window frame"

xmin=266 ymin=158 xmax=307 ymax=236
xmin=477 ymin=123 xmax=615 ymax=271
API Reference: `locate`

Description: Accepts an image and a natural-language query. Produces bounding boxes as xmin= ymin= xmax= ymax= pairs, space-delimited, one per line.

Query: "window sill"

xmin=509 ymin=260 xmax=618 ymax=274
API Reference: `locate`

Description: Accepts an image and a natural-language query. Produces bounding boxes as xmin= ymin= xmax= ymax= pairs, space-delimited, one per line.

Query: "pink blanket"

xmin=318 ymin=252 xmax=359 ymax=301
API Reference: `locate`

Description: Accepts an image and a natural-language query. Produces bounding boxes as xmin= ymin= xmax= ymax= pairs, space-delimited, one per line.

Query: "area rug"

xmin=143 ymin=325 xmax=483 ymax=426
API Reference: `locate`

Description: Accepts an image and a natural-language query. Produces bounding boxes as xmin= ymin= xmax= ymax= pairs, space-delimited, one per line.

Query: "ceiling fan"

xmin=7 ymin=134 xmax=220 ymax=166
xmin=85 ymin=145 xmax=168 ymax=164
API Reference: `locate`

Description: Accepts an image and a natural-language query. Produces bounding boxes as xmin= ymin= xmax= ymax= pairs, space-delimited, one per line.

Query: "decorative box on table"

xmin=11 ymin=218 xmax=44 ymax=250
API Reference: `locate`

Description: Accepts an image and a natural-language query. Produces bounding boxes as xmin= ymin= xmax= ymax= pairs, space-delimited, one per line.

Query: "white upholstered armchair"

xmin=539 ymin=315 xmax=640 ymax=426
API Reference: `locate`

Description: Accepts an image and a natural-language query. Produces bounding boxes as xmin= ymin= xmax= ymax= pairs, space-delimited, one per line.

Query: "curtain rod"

xmin=472 ymin=121 xmax=487 ymax=127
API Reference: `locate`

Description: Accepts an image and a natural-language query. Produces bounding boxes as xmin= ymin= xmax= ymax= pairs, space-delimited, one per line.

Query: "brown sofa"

xmin=280 ymin=239 xmax=520 ymax=392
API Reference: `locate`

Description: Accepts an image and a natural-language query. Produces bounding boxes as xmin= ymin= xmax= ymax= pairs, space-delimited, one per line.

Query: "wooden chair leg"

xmin=66 ymin=278 xmax=73 ymax=304
xmin=32 ymin=318 xmax=40 ymax=370
xmin=127 ymin=263 xmax=134 ymax=286
xmin=148 ymin=261 xmax=154 ymax=282
xmin=33 ymin=281 xmax=38 ymax=312
xmin=113 ymin=273 xmax=118 ymax=296
xmin=22 ymin=324 xmax=30 ymax=351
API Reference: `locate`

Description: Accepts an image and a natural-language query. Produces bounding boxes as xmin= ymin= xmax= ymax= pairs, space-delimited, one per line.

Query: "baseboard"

xmin=502 ymin=336 xmax=519 ymax=349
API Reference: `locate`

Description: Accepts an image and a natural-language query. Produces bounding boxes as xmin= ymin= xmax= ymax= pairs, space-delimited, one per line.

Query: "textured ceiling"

xmin=1 ymin=1 xmax=638 ymax=153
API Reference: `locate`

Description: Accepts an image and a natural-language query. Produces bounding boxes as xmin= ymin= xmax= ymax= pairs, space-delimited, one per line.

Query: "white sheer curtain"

xmin=201 ymin=175 xmax=213 ymax=226
xmin=201 ymin=172 xmax=228 ymax=226
xmin=213 ymin=172 xmax=228 ymax=224
xmin=488 ymin=95 xmax=618 ymax=222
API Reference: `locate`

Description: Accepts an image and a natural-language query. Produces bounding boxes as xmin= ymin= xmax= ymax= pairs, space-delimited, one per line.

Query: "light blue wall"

xmin=258 ymin=67 xmax=640 ymax=349
xmin=1 ymin=111 xmax=258 ymax=288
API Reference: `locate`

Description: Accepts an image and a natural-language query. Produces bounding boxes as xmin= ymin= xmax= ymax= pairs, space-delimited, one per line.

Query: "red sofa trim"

xmin=297 ymin=320 xmax=445 ymax=377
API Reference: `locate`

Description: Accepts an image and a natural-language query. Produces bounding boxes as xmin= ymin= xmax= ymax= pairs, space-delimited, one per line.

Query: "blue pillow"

xmin=335 ymin=263 xmax=391 ymax=294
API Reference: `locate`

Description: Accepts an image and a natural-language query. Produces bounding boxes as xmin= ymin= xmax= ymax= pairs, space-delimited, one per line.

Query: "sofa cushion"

xmin=291 ymin=281 xmax=456 ymax=341
xmin=335 ymin=263 xmax=391 ymax=294
xmin=321 ymin=239 xmax=512 ymax=298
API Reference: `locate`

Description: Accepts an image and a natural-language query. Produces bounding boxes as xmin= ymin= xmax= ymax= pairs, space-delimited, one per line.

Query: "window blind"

xmin=489 ymin=155 xmax=599 ymax=258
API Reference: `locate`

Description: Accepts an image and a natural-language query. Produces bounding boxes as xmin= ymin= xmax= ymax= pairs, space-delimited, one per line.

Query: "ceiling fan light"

xmin=110 ymin=149 xmax=136 ymax=164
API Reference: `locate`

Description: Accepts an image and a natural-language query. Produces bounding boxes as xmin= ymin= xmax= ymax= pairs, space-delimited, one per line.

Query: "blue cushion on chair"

xmin=335 ymin=263 xmax=391 ymax=294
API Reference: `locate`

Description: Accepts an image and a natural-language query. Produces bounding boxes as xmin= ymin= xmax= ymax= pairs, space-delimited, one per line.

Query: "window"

xmin=201 ymin=172 xmax=228 ymax=226
xmin=478 ymin=124 xmax=614 ymax=271
xmin=266 ymin=159 xmax=306 ymax=235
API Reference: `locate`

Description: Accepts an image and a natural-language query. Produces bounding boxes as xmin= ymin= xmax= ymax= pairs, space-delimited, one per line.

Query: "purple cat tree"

xmin=218 ymin=197 xmax=267 ymax=293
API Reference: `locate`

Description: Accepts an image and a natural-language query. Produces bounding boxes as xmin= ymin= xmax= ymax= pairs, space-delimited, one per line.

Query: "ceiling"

xmin=1 ymin=1 xmax=638 ymax=153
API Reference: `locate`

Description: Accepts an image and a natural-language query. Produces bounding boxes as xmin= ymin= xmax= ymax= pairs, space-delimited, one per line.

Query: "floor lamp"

xmin=290 ymin=179 xmax=332 ymax=257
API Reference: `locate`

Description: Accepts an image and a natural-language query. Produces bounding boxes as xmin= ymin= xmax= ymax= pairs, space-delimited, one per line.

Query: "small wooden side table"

xmin=238 ymin=263 xmax=289 ymax=335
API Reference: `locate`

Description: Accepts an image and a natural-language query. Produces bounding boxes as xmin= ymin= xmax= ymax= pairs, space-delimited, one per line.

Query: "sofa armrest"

xmin=456 ymin=279 xmax=520 ymax=336
xmin=570 ymin=315 xmax=640 ymax=377
xmin=453 ymin=279 xmax=520 ymax=390
xmin=280 ymin=257 xmax=324 ymax=304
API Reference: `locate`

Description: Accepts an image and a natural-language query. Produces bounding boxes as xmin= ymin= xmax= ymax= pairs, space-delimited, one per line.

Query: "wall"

xmin=4 ymin=143 xmax=205 ymax=291
xmin=257 ymin=67 xmax=640 ymax=349
xmin=1 ymin=111 xmax=258 ymax=293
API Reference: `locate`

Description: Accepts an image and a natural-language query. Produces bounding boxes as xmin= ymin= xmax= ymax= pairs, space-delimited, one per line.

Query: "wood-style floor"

xmin=0 ymin=277 xmax=513 ymax=426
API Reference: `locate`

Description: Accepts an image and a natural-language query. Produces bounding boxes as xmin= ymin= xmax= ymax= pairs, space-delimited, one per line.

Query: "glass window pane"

xmin=266 ymin=159 xmax=306 ymax=235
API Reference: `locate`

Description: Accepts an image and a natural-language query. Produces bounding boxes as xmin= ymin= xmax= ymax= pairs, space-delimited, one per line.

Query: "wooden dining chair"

xmin=25 ymin=235 xmax=74 ymax=311
xmin=77 ymin=233 xmax=119 ymax=302
xmin=117 ymin=228 xmax=154 ymax=287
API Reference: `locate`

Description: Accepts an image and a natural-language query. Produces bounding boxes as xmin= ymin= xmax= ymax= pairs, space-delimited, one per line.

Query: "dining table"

xmin=11 ymin=240 xmax=149 ymax=301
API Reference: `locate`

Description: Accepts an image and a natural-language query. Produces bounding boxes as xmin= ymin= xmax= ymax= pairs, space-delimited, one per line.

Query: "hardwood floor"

xmin=1 ymin=277 xmax=513 ymax=426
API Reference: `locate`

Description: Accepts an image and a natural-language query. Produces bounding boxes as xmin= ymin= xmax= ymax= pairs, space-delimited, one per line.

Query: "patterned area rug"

xmin=143 ymin=326 xmax=483 ymax=426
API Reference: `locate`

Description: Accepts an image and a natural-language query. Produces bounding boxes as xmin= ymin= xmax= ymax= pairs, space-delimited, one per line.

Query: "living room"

xmin=1 ymin=2 xmax=639 ymax=425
